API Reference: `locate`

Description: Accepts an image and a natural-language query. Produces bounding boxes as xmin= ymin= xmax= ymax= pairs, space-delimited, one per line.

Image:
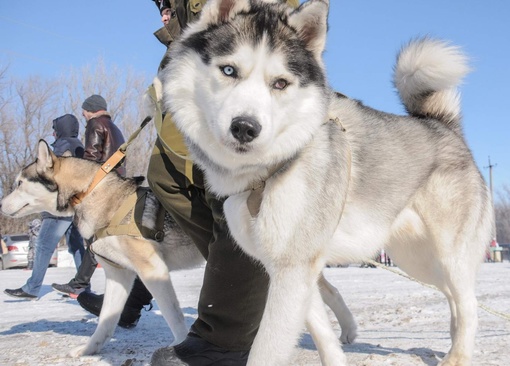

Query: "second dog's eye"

xmin=221 ymin=65 xmax=237 ymax=78
xmin=273 ymin=78 xmax=288 ymax=90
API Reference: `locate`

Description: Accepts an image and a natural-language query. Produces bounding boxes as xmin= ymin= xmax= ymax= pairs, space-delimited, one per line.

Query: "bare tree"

xmin=0 ymin=70 xmax=59 ymax=234
xmin=1 ymin=60 xmax=156 ymax=235
xmin=0 ymin=75 xmax=59 ymax=197
xmin=495 ymin=185 xmax=510 ymax=244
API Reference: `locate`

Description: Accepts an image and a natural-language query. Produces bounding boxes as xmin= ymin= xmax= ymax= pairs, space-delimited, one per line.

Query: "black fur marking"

xmin=182 ymin=3 xmax=325 ymax=87
xmin=22 ymin=163 xmax=58 ymax=193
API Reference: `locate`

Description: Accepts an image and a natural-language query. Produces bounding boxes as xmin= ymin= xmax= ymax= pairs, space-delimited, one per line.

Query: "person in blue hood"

xmin=51 ymin=113 xmax=85 ymax=158
xmin=4 ymin=114 xmax=86 ymax=300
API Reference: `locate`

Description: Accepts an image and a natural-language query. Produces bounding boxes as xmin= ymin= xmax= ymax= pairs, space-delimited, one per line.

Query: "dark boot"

xmin=77 ymin=277 xmax=153 ymax=329
xmin=151 ymin=333 xmax=249 ymax=366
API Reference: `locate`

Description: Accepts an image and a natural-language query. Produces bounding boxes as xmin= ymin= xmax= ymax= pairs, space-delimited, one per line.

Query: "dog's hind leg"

xmin=318 ymin=273 xmax=357 ymax=344
xmin=307 ymin=283 xmax=348 ymax=366
xmin=436 ymin=266 xmax=478 ymax=366
xmin=69 ymin=260 xmax=136 ymax=357
xmin=388 ymin=205 xmax=485 ymax=366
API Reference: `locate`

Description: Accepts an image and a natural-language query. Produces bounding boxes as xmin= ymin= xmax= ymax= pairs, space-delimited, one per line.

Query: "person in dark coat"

xmin=51 ymin=97 xmax=149 ymax=328
xmin=81 ymin=94 xmax=126 ymax=175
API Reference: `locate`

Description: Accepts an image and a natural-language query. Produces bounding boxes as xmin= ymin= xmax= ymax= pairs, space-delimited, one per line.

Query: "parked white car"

xmin=0 ymin=234 xmax=58 ymax=270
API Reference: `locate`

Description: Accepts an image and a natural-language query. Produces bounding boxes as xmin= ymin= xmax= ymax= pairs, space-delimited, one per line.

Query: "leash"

xmin=71 ymin=116 xmax=152 ymax=206
xmin=365 ymin=258 xmax=510 ymax=322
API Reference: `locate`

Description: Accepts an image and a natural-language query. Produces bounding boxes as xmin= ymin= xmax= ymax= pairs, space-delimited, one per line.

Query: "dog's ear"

xmin=61 ymin=150 xmax=73 ymax=158
xmin=197 ymin=0 xmax=251 ymax=26
xmin=36 ymin=140 xmax=56 ymax=172
xmin=288 ymin=0 xmax=329 ymax=60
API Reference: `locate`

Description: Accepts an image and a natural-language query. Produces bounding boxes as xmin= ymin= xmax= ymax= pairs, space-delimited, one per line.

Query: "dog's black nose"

xmin=230 ymin=116 xmax=261 ymax=143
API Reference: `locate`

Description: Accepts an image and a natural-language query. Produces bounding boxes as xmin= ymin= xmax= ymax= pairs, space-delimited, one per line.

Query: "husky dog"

xmin=0 ymin=140 xmax=357 ymax=357
xmin=160 ymin=0 xmax=494 ymax=365
xmin=0 ymin=140 xmax=203 ymax=356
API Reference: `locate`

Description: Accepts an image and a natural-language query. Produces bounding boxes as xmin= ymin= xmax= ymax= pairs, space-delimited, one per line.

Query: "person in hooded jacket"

xmin=51 ymin=114 xmax=87 ymax=269
xmin=4 ymin=114 xmax=86 ymax=300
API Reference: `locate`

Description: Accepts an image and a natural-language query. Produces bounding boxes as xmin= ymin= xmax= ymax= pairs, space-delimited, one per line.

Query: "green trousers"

xmin=147 ymin=137 xmax=269 ymax=351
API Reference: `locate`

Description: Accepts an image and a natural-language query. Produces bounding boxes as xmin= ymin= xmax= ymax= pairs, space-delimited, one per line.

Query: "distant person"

xmin=4 ymin=114 xmax=86 ymax=300
xmin=81 ymin=94 xmax=127 ymax=175
xmin=27 ymin=218 xmax=42 ymax=270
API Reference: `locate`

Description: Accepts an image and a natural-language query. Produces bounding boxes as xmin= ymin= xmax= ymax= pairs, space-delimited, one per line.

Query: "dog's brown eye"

xmin=273 ymin=79 xmax=288 ymax=90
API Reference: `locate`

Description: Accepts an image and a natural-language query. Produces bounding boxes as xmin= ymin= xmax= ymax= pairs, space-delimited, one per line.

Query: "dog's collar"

xmin=246 ymin=159 xmax=291 ymax=218
xmin=70 ymin=149 xmax=126 ymax=206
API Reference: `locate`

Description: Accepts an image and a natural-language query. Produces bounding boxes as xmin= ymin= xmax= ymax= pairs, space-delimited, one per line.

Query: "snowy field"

xmin=1 ymin=258 xmax=508 ymax=366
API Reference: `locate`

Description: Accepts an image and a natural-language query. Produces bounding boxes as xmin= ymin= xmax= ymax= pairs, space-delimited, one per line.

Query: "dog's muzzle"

xmin=230 ymin=116 xmax=261 ymax=144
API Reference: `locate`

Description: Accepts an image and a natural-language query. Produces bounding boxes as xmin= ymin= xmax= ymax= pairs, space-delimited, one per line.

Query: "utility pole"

xmin=484 ymin=156 xmax=497 ymax=200
xmin=484 ymin=156 xmax=497 ymax=242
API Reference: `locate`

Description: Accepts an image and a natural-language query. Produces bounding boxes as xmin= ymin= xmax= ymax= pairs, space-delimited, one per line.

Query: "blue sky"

xmin=1 ymin=0 xmax=509 ymax=193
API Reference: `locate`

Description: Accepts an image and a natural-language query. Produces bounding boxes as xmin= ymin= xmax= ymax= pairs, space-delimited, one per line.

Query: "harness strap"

xmin=95 ymin=192 xmax=139 ymax=239
xmin=94 ymin=189 xmax=166 ymax=242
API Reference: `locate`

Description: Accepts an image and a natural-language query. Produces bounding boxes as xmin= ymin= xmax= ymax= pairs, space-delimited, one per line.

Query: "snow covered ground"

xmin=1 ymin=255 xmax=509 ymax=366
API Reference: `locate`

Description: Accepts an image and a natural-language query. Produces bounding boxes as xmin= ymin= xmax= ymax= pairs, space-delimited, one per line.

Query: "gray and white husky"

xmin=159 ymin=0 xmax=494 ymax=365
xmin=0 ymin=140 xmax=356 ymax=357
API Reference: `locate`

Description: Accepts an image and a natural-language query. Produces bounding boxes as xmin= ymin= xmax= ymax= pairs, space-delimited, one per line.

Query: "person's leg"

xmin=22 ymin=217 xmax=71 ymax=296
xmin=53 ymin=239 xmax=96 ymax=296
xmin=191 ymin=193 xmax=269 ymax=351
xmin=68 ymin=242 xmax=97 ymax=289
xmin=148 ymin=137 xmax=269 ymax=352
xmin=65 ymin=223 xmax=85 ymax=270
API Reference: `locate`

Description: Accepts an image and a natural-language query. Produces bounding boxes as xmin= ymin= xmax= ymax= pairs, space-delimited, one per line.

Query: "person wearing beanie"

xmin=81 ymin=94 xmax=108 ymax=113
xmin=51 ymin=96 xmax=128 ymax=311
xmin=80 ymin=94 xmax=125 ymax=167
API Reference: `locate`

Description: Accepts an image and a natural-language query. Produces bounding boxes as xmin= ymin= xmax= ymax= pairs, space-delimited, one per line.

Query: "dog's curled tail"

xmin=394 ymin=37 xmax=470 ymax=134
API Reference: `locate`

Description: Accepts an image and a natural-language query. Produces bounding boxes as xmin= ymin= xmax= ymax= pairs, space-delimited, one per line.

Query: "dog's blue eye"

xmin=221 ymin=65 xmax=237 ymax=78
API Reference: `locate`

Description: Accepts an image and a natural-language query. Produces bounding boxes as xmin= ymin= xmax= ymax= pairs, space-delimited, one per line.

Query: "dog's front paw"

xmin=340 ymin=321 xmax=358 ymax=344
xmin=69 ymin=344 xmax=93 ymax=358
